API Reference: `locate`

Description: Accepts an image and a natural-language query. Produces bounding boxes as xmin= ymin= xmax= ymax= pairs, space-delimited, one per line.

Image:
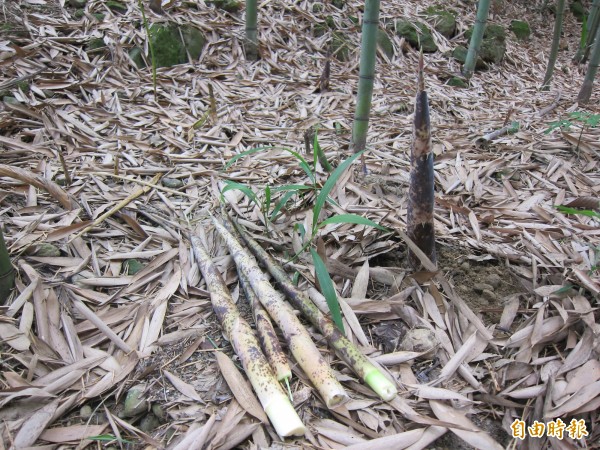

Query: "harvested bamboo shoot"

xmin=225 ymin=216 xmax=398 ymax=402
xmin=190 ymin=234 xmax=305 ymax=437
xmin=211 ymin=217 xmax=350 ymax=408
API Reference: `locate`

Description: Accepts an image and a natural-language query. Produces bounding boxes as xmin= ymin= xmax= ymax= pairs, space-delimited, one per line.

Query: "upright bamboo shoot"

xmin=407 ymin=54 xmax=436 ymax=269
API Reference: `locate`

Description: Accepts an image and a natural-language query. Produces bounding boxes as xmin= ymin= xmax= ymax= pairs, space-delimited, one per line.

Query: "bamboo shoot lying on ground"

xmin=211 ymin=217 xmax=350 ymax=408
xmin=224 ymin=216 xmax=398 ymax=402
xmin=238 ymin=268 xmax=292 ymax=383
xmin=190 ymin=234 xmax=305 ymax=437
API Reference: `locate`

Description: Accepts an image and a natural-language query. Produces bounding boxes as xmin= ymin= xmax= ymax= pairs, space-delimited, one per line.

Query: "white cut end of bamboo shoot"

xmin=365 ymin=369 xmax=398 ymax=402
xmin=264 ymin=393 xmax=307 ymax=437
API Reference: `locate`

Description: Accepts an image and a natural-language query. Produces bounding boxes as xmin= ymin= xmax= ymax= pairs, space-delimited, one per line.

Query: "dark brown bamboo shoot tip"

xmin=418 ymin=52 xmax=424 ymax=92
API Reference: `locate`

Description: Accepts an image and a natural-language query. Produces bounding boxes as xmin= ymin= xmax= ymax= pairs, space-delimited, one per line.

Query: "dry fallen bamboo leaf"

xmin=170 ymin=414 xmax=217 ymax=450
xmin=351 ymin=259 xmax=370 ymax=299
xmin=215 ymin=351 xmax=269 ymax=424
xmin=163 ymin=370 xmax=203 ymax=403
xmin=39 ymin=424 xmax=107 ymax=443
xmin=344 ymin=428 xmax=425 ymax=450
xmin=12 ymin=400 xmax=60 ymax=448
xmin=429 ymin=400 xmax=503 ymax=450
xmin=0 ymin=164 xmax=78 ymax=210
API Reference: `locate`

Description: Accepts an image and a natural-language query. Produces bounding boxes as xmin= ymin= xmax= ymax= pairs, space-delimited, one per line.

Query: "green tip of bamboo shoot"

xmin=265 ymin=393 xmax=307 ymax=437
xmin=364 ymin=370 xmax=398 ymax=402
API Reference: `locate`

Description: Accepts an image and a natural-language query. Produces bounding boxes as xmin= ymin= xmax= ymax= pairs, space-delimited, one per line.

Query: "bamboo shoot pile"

xmin=211 ymin=218 xmax=350 ymax=408
xmin=190 ymin=235 xmax=305 ymax=437
xmin=223 ymin=215 xmax=398 ymax=402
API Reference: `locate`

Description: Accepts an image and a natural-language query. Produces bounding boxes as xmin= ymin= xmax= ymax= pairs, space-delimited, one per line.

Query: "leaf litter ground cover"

xmin=0 ymin=0 xmax=599 ymax=449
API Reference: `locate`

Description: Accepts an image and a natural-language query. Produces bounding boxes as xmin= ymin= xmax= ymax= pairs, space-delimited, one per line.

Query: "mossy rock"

xmin=465 ymin=23 xmax=506 ymax=42
xmin=180 ymin=25 xmax=205 ymax=60
xmin=86 ymin=37 xmax=106 ymax=51
xmin=125 ymin=259 xmax=145 ymax=276
xmin=1 ymin=22 xmax=29 ymax=39
xmin=314 ymin=15 xmax=336 ymax=38
xmin=129 ymin=47 xmax=146 ymax=68
xmin=312 ymin=3 xmax=324 ymax=13
xmin=331 ymin=31 xmax=351 ymax=61
xmin=451 ymin=45 xmax=486 ymax=69
xmin=509 ymin=20 xmax=530 ymax=40
xmin=2 ymin=96 xmax=20 ymax=105
xmin=570 ymin=1 xmax=586 ymax=22
xmin=207 ymin=0 xmax=241 ymax=13
xmin=395 ymin=20 xmax=437 ymax=52
xmin=106 ymin=1 xmax=127 ymax=14
xmin=15 ymin=80 xmax=30 ymax=93
xmin=424 ymin=6 xmax=456 ymax=38
xmin=377 ymin=28 xmax=394 ymax=58
xmin=465 ymin=24 xmax=506 ymax=64
xmin=130 ymin=23 xmax=206 ymax=69
xmin=68 ymin=0 xmax=87 ymax=7
xmin=447 ymin=76 xmax=468 ymax=88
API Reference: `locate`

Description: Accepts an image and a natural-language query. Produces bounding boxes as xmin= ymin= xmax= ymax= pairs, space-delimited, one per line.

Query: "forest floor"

xmin=0 ymin=0 xmax=599 ymax=449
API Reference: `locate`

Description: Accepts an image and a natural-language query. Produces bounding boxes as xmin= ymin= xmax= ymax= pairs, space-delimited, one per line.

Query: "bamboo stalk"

xmin=211 ymin=217 xmax=350 ymax=408
xmin=351 ymin=0 xmax=381 ymax=172
xmin=245 ymin=0 xmax=259 ymax=60
xmin=577 ymin=19 xmax=600 ymax=103
xmin=190 ymin=234 xmax=305 ymax=437
xmin=237 ymin=268 xmax=292 ymax=383
xmin=463 ymin=0 xmax=490 ymax=79
xmin=224 ymin=215 xmax=398 ymax=402
xmin=407 ymin=54 xmax=436 ymax=269
xmin=542 ymin=0 xmax=566 ymax=89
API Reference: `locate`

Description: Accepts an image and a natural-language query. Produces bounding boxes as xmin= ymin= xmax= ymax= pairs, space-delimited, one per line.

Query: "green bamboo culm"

xmin=577 ymin=21 xmax=600 ymax=103
xmin=542 ymin=0 xmax=566 ymax=90
xmin=245 ymin=0 xmax=259 ymax=60
xmin=463 ymin=0 xmax=491 ymax=79
xmin=574 ymin=0 xmax=600 ymax=64
xmin=351 ymin=0 xmax=380 ymax=172
xmin=0 ymin=227 xmax=14 ymax=305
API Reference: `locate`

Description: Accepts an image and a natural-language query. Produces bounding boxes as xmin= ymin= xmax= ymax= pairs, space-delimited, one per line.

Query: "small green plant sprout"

xmin=556 ymin=205 xmax=600 ymax=220
xmin=310 ymin=247 xmax=344 ymax=333
xmin=545 ymin=111 xmax=600 ymax=155
xmin=222 ymin=132 xmax=388 ymax=254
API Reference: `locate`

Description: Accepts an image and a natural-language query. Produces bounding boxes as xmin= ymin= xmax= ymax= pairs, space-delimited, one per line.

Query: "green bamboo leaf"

xmin=270 ymin=190 xmax=298 ymax=220
xmin=87 ymin=435 xmax=135 ymax=444
xmin=223 ymin=146 xmax=272 ymax=170
xmin=312 ymin=151 xmax=363 ymax=235
xmin=221 ymin=181 xmax=259 ymax=207
xmin=556 ymin=205 xmax=600 ymax=219
xmin=284 ymin=149 xmax=315 ymax=184
xmin=264 ymin=185 xmax=271 ymax=214
xmin=318 ymin=213 xmax=389 ymax=231
xmin=313 ymin=130 xmax=333 ymax=172
xmin=553 ymin=284 xmax=575 ymax=295
xmin=294 ymin=222 xmax=306 ymax=241
xmin=310 ymin=248 xmax=345 ymax=334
